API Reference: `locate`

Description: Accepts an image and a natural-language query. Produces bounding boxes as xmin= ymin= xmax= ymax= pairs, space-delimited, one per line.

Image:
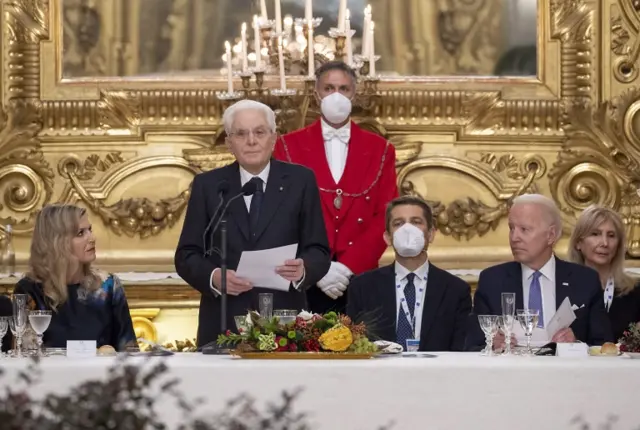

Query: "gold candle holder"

xmin=328 ymin=28 xmax=347 ymax=61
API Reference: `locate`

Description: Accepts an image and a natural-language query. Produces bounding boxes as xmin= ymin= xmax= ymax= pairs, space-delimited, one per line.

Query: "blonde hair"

xmin=26 ymin=204 xmax=101 ymax=309
xmin=568 ymin=205 xmax=635 ymax=295
xmin=511 ymin=194 xmax=563 ymax=242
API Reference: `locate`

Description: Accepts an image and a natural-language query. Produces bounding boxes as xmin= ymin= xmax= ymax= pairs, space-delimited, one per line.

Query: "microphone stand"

xmin=220 ymin=217 xmax=228 ymax=334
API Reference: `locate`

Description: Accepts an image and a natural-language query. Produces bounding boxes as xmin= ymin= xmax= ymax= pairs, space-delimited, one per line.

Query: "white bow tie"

xmin=322 ymin=128 xmax=350 ymax=143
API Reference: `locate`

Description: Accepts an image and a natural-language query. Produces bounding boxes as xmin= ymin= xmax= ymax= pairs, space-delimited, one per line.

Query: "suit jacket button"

xmin=335 ymin=229 xmax=339 ymax=233
xmin=335 ymin=215 xmax=339 ymax=220
xmin=348 ymin=241 xmax=353 ymax=246
xmin=357 ymin=218 xmax=363 ymax=223
xmin=365 ymin=196 xmax=370 ymax=201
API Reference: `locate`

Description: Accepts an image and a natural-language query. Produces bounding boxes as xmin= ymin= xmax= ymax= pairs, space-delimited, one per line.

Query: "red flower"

xmin=620 ymin=344 xmax=628 ymax=352
xmin=302 ymin=339 xmax=320 ymax=352
xmin=225 ymin=330 xmax=231 ymax=336
xmin=289 ymin=343 xmax=298 ymax=352
xmin=294 ymin=317 xmax=307 ymax=329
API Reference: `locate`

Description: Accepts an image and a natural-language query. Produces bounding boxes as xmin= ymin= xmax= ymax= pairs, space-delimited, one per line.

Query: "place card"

xmin=67 ymin=340 xmax=97 ymax=358
xmin=555 ymin=342 xmax=589 ymax=358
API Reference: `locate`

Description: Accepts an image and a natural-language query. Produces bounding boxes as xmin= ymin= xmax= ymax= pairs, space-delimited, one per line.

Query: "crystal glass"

xmin=11 ymin=294 xmax=28 ymax=358
xmin=234 ymin=315 xmax=249 ymax=332
xmin=478 ymin=315 xmax=501 ymax=356
xmin=258 ymin=293 xmax=273 ymax=320
xmin=0 ymin=316 xmax=9 ymax=357
xmin=273 ymin=309 xmax=297 ymax=325
xmin=28 ymin=310 xmax=51 ymax=357
xmin=501 ymin=292 xmax=516 ymax=355
xmin=517 ymin=309 xmax=539 ymax=355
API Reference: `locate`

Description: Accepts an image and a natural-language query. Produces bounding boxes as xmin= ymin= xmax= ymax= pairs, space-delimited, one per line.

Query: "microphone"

xmin=201 ymin=180 xmax=257 ymax=355
xmin=203 ymin=181 xmax=229 ymax=256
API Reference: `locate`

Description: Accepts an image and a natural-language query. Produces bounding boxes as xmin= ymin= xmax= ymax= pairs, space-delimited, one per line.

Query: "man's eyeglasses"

xmin=228 ymin=128 xmax=272 ymax=141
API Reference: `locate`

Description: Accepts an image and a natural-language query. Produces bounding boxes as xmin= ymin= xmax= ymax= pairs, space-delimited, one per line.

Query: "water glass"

xmin=11 ymin=294 xmax=28 ymax=358
xmin=501 ymin=292 xmax=516 ymax=355
xmin=273 ymin=309 xmax=297 ymax=325
xmin=478 ymin=315 xmax=501 ymax=356
xmin=28 ymin=310 xmax=51 ymax=357
xmin=0 ymin=316 xmax=9 ymax=357
xmin=258 ymin=293 xmax=273 ymax=320
xmin=516 ymin=309 xmax=540 ymax=355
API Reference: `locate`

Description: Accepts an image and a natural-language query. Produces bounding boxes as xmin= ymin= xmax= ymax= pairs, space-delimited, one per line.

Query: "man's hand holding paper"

xmin=236 ymin=244 xmax=300 ymax=291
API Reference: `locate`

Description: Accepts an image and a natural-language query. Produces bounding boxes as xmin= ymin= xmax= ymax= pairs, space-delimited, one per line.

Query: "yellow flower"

xmin=318 ymin=325 xmax=353 ymax=352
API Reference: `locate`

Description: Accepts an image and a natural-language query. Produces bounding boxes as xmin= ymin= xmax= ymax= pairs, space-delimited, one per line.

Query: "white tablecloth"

xmin=1 ymin=352 xmax=639 ymax=430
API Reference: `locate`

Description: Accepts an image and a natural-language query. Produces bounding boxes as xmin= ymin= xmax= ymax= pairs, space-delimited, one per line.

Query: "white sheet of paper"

xmin=236 ymin=244 xmax=298 ymax=291
xmin=546 ymin=297 xmax=577 ymax=339
xmin=512 ymin=297 xmax=577 ymax=347
xmin=67 ymin=340 xmax=97 ymax=358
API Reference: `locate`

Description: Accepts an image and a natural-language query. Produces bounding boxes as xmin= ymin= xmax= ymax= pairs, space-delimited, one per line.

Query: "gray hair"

xmin=511 ymin=193 xmax=563 ymax=241
xmin=222 ymin=100 xmax=276 ymax=134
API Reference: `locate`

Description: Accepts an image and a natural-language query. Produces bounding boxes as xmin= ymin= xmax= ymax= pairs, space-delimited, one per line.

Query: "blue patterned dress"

xmin=13 ymin=273 xmax=137 ymax=351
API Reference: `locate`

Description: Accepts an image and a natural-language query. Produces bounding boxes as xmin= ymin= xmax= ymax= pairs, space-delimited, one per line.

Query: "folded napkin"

xmin=374 ymin=340 xmax=403 ymax=354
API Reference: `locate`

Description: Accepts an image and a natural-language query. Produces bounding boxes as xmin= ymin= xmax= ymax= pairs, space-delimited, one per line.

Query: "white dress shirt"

xmin=321 ymin=119 xmax=350 ymax=183
xmin=239 ymin=164 xmax=269 ymax=211
xmin=395 ymin=260 xmax=429 ymax=340
xmin=521 ymin=255 xmax=557 ymax=328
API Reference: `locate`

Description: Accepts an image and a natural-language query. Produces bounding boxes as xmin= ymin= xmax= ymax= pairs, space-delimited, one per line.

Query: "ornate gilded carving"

xmin=398 ymin=153 xmax=545 ymax=240
xmin=58 ymin=155 xmax=195 ymax=238
xmin=0 ymin=101 xmax=54 ymax=235
xmin=73 ymin=152 xmax=126 ymax=180
xmin=2 ymin=0 xmax=49 ymax=101
xmin=131 ymin=308 xmax=160 ymax=344
xmin=549 ymin=91 xmax=640 ymax=255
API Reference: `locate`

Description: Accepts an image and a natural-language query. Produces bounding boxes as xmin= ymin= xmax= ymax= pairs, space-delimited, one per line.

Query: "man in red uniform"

xmin=273 ymin=60 xmax=398 ymax=314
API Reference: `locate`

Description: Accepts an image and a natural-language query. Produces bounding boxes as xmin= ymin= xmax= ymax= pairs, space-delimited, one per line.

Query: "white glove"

xmin=317 ymin=262 xmax=353 ymax=299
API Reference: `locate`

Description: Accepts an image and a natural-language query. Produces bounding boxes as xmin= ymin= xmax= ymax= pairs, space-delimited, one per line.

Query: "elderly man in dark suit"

xmin=347 ymin=196 xmax=471 ymax=351
xmin=468 ymin=194 xmax=614 ymax=351
xmin=175 ymin=100 xmax=331 ymax=348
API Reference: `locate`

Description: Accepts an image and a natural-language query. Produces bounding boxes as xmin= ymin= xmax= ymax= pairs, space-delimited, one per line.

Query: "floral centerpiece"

xmin=618 ymin=322 xmax=640 ymax=354
xmin=217 ymin=310 xmax=380 ymax=355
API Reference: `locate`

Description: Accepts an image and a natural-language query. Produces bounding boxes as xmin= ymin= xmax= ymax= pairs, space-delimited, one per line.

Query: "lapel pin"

xmin=562 ymin=282 xmax=569 ymax=286
xmin=279 ymin=186 xmax=283 ymax=191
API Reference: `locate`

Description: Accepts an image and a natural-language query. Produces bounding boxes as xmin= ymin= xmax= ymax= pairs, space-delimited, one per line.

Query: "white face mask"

xmin=392 ymin=223 xmax=426 ymax=258
xmin=320 ymin=92 xmax=352 ymax=124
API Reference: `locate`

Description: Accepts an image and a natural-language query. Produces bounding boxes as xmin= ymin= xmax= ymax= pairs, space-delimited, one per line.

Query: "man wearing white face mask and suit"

xmin=346 ymin=196 xmax=472 ymax=351
xmin=274 ymin=61 xmax=398 ymax=315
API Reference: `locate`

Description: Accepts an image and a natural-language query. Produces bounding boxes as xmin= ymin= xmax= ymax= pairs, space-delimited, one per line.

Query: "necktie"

xmin=322 ymin=127 xmax=350 ymax=143
xmin=528 ymin=271 xmax=544 ymax=328
xmin=396 ymin=273 xmax=417 ymax=351
xmin=248 ymin=177 xmax=264 ymax=237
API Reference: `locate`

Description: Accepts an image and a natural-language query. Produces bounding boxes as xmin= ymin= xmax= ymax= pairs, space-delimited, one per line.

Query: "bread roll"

xmin=600 ymin=342 xmax=618 ymax=355
xmin=98 ymin=344 xmax=117 ymax=355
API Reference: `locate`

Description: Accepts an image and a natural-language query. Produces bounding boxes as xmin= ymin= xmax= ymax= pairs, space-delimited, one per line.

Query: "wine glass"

xmin=273 ymin=309 xmax=297 ymax=325
xmin=28 ymin=310 xmax=51 ymax=357
xmin=11 ymin=294 xmax=28 ymax=358
xmin=478 ymin=315 xmax=501 ymax=356
xmin=258 ymin=293 xmax=273 ymax=320
xmin=0 ymin=316 xmax=9 ymax=357
xmin=501 ymin=292 xmax=516 ymax=355
xmin=516 ymin=309 xmax=539 ymax=355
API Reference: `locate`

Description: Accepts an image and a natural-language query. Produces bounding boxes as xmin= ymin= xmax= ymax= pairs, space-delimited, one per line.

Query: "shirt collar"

xmin=395 ymin=259 xmax=430 ymax=283
xmin=521 ymin=254 xmax=555 ymax=281
xmin=321 ymin=119 xmax=351 ymax=142
xmin=239 ymin=163 xmax=270 ymax=187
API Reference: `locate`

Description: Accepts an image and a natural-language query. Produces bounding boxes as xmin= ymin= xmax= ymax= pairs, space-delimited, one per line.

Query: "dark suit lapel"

xmin=555 ymin=257 xmax=571 ymax=311
xmin=225 ymin=162 xmax=250 ymax=241
xmin=505 ymin=262 xmax=525 ymax=310
xmin=420 ymin=264 xmax=446 ymax=342
xmin=253 ymin=160 xmax=289 ymax=242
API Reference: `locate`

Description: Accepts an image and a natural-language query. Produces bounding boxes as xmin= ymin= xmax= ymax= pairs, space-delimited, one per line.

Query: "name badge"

xmin=67 ymin=340 xmax=97 ymax=358
xmin=406 ymin=339 xmax=420 ymax=353
xmin=555 ymin=342 xmax=589 ymax=358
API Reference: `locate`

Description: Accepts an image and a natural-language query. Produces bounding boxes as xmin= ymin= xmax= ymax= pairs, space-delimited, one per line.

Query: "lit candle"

xmin=275 ymin=0 xmax=282 ymax=33
xmin=260 ymin=0 xmax=268 ymax=21
xmin=305 ymin=0 xmax=313 ymax=23
xmin=225 ymin=41 xmax=233 ymax=93
xmin=308 ymin=25 xmax=315 ymax=77
xmin=338 ymin=0 xmax=347 ymax=32
xmin=368 ymin=21 xmax=375 ymax=76
xmin=253 ymin=15 xmax=262 ymax=69
xmin=278 ymin=37 xmax=286 ymax=90
xmin=345 ymin=9 xmax=352 ymax=65
xmin=362 ymin=4 xmax=371 ymax=56
xmin=241 ymin=23 xmax=248 ymax=72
